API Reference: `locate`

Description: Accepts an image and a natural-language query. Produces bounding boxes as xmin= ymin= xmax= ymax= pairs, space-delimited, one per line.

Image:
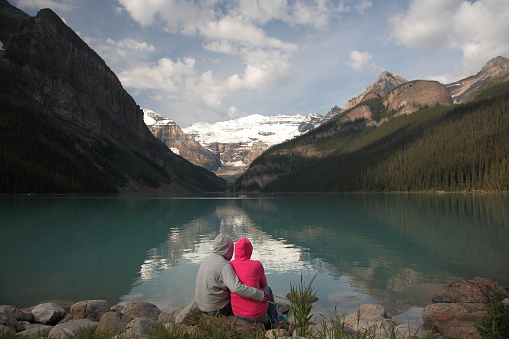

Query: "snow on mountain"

xmin=182 ymin=113 xmax=323 ymax=148
xmin=143 ymin=108 xmax=173 ymax=126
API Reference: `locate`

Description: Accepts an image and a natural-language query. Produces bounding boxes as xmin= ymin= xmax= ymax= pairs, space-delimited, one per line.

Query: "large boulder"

xmin=423 ymin=277 xmax=507 ymax=338
xmin=96 ymin=311 xmax=133 ymax=335
xmin=31 ymin=303 xmax=66 ymax=325
xmin=121 ymin=301 xmax=161 ymax=321
xmin=157 ymin=307 xmax=183 ymax=323
xmin=121 ymin=317 xmax=156 ymax=338
xmin=0 ymin=305 xmax=33 ymax=322
xmin=16 ymin=324 xmax=54 ymax=337
xmin=0 ymin=311 xmax=20 ymax=332
xmin=0 ymin=324 xmax=15 ymax=337
xmin=48 ymin=319 xmax=98 ymax=338
xmin=174 ymin=300 xmax=201 ymax=325
xmin=432 ymin=277 xmax=508 ymax=303
xmin=341 ymin=304 xmax=396 ymax=338
xmin=70 ymin=300 xmax=111 ymax=321
xmin=432 ymin=312 xmax=486 ymax=338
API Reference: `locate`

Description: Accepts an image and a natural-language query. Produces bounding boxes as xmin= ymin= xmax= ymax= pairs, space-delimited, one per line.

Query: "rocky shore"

xmin=1 ymin=277 xmax=507 ymax=338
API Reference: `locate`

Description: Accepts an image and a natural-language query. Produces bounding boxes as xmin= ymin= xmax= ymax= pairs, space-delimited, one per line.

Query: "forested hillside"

xmin=235 ymin=76 xmax=509 ymax=192
xmin=0 ymin=85 xmax=226 ymax=194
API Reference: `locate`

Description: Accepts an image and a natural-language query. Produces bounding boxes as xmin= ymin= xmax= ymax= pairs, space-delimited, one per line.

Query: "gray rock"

xmin=0 ymin=312 xmax=20 ymax=331
xmin=0 ymin=324 xmax=16 ymax=337
xmin=48 ymin=319 xmax=98 ymax=338
xmin=96 ymin=311 xmax=133 ymax=335
xmin=0 ymin=306 xmax=33 ymax=322
xmin=157 ymin=307 xmax=183 ymax=323
xmin=70 ymin=300 xmax=111 ymax=321
xmin=121 ymin=317 xmax=156 ymax=338
xmin=121 ymin=300 xmax=161 ymax=321
xmin=175 ymin=300 xmax=201 ymax=325
xmin=110 ymin=304 xmax=124 ymax=312
xmin=341 ymin=304 xmax=395 ymax=338
xmin=15 ymin=324 xmax=53 ymax=337
xmin=393 ymin=324 xmax=429 ymax=339
xmin=32 ymin=303 xmax=66 ymax=325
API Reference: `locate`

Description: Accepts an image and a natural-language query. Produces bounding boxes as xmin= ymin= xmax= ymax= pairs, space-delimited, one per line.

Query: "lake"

xmin=1 ymin=193 xmax=508 ymax=325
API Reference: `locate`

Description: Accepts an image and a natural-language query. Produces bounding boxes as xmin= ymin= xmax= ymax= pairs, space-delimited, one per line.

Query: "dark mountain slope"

xmin=235 ymin=74 xmax=509 ymax=192
xmin=0 ymin=1 xmax=226 ymax=193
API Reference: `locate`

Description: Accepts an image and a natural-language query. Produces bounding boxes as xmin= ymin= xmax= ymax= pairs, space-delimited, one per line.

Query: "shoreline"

xmin=2 ymin=277 xmax=507 ymax=338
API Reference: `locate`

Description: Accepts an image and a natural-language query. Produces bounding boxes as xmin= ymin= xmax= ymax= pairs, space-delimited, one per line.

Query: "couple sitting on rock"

xmin=195 ymin=234 xmax=278 ymax=328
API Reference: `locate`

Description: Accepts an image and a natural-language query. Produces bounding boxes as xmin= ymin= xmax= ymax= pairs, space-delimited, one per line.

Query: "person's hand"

xmin=263 ymin=292 xmax=270 ymax=302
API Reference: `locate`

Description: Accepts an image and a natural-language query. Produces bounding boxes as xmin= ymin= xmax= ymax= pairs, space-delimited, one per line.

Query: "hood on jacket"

xmin=213 ymin=233 xmax=234 ymax=260
xmin=234 ymin=238 xmax=253 ymax=260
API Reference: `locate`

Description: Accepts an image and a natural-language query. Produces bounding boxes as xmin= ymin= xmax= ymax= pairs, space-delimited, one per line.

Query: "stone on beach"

xmin=121 ymin=317 xmax=156 ymax=338
xmin=48 ymin=319 xmax=98 ymax=338
xmin=121 ymin=300 xmax=161 ymax=321
xmin=422 ymin=277 xmax=509 ymax=338
xmin=70 ymin=300 xmax=111 ymax=321
xmin=96 ymin=311 xmax=133 ymax=335
xmin=31 ymin=302 xmax=66 ymax=325
xmin=16 ymin=324 xmax=54 ymax=338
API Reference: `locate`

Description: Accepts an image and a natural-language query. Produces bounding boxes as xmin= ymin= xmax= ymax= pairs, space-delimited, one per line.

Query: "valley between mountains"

xmin=144 ymin=56 xmax=509 ymax=189
xmin=1 ymin=0 xmax=508 ymax=193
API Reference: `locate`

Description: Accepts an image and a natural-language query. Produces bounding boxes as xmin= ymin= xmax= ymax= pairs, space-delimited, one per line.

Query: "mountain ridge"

xmin=233 ymin=57 xmax=509 ymax=192
xmin=0 ymin=1 xmax=226 ymax=193
xmin=144 ymin=56 xmax=508 ymax=182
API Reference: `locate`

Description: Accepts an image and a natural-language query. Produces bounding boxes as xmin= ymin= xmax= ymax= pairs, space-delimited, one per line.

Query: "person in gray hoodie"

xmin=195 ymin=233 xmax=268 ymax=315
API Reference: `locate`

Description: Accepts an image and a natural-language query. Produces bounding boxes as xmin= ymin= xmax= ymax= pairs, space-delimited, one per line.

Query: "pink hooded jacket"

xmin=230 ymin=238 xmax=268 ymax=318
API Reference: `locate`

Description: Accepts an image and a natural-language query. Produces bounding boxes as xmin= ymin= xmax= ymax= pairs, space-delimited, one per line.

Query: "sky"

xmin=12 ymin=0 xmax=509 ymax=127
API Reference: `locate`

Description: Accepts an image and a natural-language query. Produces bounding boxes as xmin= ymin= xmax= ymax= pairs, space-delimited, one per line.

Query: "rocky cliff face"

xmin=326 ymin=72 xmax=408 ymax=119
xmin=383 ymin=80 xmax=453 ymax=117
xmin=335 ymin=80 xmax=452 ymax=129
xmin=0 ymin=3 xmax=151 ymax=152
xmin=144 ymin=110 xmax=221 ymax=171
xmin=446 ymin=56 xmax=509 ymax=103
xmin=0 ymin=0 xmax=225 ymax=193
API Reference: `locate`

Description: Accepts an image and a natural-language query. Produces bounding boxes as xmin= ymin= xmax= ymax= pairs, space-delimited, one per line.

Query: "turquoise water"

xmin=1 ymin=193 xmax=508 ymax=325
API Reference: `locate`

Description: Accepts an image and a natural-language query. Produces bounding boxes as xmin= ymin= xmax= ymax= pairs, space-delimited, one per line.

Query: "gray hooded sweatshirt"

xmin=195 ymin=234 xmax=265 ymax=312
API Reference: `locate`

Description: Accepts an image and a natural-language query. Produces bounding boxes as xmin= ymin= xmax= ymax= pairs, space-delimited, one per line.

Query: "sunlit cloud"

xmin=346 ymin=50 xmax=384 ymax=73
xmin=390 ymin=0 xmax=509 ymax=75
xmin=15 ymin=0 xmax=75 ymax=11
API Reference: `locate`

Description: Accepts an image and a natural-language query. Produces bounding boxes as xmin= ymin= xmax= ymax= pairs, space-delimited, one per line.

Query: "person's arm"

xmin=221 ymin=263 xmax=266 ymax=301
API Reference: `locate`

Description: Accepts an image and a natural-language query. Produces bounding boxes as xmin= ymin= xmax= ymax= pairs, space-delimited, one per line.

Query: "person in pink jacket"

xmin=230 ymin=238 xmax=278 ymax=328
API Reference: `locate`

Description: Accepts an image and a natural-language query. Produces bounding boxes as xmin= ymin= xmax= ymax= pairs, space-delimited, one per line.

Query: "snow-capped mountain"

xmin=144 ymin=110 xmax=326 ymax=180
xmin=183 ymin=113 xmax=324 ymax=148
xmin=144 ymin=108 xmax=173 ymax=126
xmin=144 ymin=109 xmax=221 ymax=171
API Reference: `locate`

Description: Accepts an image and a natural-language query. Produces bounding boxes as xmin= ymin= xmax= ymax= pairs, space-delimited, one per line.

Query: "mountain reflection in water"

xmin=1 ymin=193 xmax=507 ymax=325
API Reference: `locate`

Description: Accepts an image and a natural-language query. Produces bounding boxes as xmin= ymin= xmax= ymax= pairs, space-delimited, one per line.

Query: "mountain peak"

xmin=447 ymin=55 xmax=509 ymax=103
xmin=479 ymin=56 xmax=509 ymax=74
xmin=337 ymin=71 xmax=408 ymax=114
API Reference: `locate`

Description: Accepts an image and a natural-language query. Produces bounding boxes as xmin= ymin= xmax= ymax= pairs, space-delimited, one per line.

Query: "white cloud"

xmin=119 ymin=57 xmax=197 ymax=94
xmin=201 ymin=15 xmax=298 ymax=53
xmin=390 ymin=0 xmax=509 ymax=75
xmin=346 ymin=50 xmax=383 ymax=73
xmin=227 ymin=49 xmax=294 ymax=90
xmin=15 ymin=0 xmax=74 ymax=11
xmin=105 ymin=38 xmax=155 ymax=52
xmin=82 ymin=37 xmax=156 ymax=70
xmin=354 ymin=0 xmax=373 ymax=14
xmin=227 ymin=106 xmax=248 ymax=119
